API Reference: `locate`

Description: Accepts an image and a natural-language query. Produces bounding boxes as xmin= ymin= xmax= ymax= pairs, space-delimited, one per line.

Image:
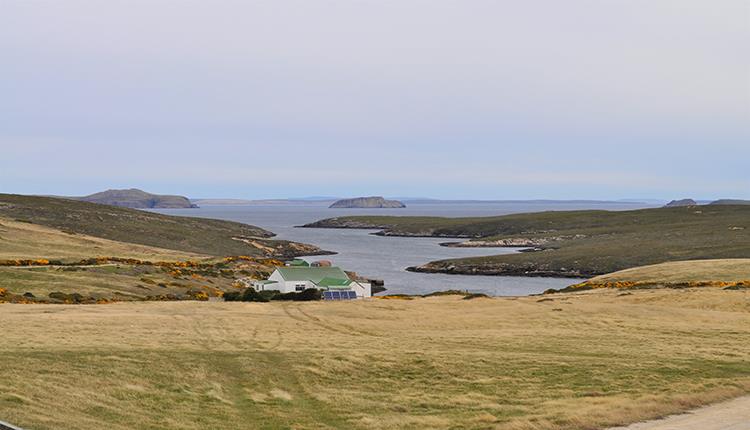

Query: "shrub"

xmin=47 ymin=291 xmax=92 ymax=304
xmin=295 ymin=288 xmax=322 ymax=301
xmin=223 ymin=291 xmax=243 ymax=301
xmin=272 ymin=292 xmax=296 ymax=301
xmin=241 ymin=288 xmax=270 ymax=302
xmin=272 ymin=288 xmax=322 ymax=301
xmin=463 ymin=293 xmax=489 ymax=300
xmin=422 ymin=290 xmax=469 ymax=297
xmin=187 ymin=290 xmax=209 ymax=301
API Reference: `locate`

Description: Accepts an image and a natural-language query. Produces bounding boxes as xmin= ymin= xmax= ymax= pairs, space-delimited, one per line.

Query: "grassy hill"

xmin=305 ymin=206 xmax=750 ymax=277
xmin=561 ymin=259 xmax=750 ymax=292
xmin=0 ymin=194 xmax=325 ymax=258
xmin=0 ymin=194 xmax=328 ymax=302
xmin=0 ymin=218 xmax=205 ymax=261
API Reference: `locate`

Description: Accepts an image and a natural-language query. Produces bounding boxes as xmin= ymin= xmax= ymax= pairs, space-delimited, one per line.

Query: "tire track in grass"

xmin=293 ymin=304 xmax=381 ymax=337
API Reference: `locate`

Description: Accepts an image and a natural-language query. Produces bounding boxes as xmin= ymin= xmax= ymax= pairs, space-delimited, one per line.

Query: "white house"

xmin=252 ymin=266 xmax=371 ymax=298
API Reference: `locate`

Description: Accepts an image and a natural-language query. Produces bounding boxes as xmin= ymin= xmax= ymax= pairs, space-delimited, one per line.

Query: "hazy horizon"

xmin=2 ymin=0 xmax=748 ymax=200
xmin=18 ymin=189 xmax=731 ymax=204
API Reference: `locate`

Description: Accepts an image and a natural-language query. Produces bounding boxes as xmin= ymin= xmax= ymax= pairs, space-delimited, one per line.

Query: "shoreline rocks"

xmin=406 ymin=263 xmax=592 ymax=278
xmin=440 ymin=238 xmax=549 ymax=247
xmin=439 ymin=234 xmax=587 ymax=248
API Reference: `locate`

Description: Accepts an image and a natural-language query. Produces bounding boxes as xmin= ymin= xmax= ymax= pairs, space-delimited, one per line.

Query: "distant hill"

xmin=664 ymin=199 xmax=697 ymax=207
xmin=330 ymin=196 xmax=406 ymax=209
xmin=0 ymin=194 xmax=326 ymax=257
xmin=76 ymin=189 xmax=197 ymax=209
xmin=709 ymin=199 xmax=750 ymax=206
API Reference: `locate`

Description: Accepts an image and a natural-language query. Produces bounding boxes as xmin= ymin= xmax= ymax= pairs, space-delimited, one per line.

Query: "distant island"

xmin=664 ymin=198 xmax=750 ymax=208
xmin=664 ymin=199 xmax=697 ymax=207
xmin=329 ymin=196 xmax=406 ymax=209
xmin=75 ymin=189 xmax=197 ymax=209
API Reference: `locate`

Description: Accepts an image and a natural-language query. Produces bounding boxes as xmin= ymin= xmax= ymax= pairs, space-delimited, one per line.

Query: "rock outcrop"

xmin=329 ymin=196 xmax=405 ymax=209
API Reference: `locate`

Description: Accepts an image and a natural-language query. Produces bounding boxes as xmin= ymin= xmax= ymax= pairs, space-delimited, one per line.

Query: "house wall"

xmin=263 ymin=271 xmax=316 ymax=293
xmin=350 ymin=282 xmax=372 ymax=298
xmin=268 ymin=270 xmax=285 ymax=284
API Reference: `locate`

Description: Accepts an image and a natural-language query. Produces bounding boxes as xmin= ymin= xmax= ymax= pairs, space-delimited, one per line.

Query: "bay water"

xmin=154 ymin=201 xmax=652 ymax=296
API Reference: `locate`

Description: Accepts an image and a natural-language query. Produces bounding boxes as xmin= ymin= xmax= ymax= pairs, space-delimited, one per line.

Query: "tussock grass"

xmin=1 ymin=289 xmax=749 ymax=429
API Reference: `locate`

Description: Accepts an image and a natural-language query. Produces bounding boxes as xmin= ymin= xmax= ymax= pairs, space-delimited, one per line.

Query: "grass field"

xmin=306 ymin=206 xmax=750 ymax=277
xmin=1 ymin=289 xmax=749 ymax=430
xmin=581 ymin=259 xmax=750 ymax=287
xmin=0 ymin=194 xmax=324 ymax=258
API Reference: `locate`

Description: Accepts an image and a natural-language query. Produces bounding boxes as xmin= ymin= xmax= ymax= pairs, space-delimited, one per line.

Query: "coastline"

xmin=406 ymin=263 xmax=592 ymax=278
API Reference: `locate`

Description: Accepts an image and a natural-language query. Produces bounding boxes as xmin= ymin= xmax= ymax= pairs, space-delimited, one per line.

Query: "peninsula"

xmin=304 ymin=205 xmax=750 ymax=277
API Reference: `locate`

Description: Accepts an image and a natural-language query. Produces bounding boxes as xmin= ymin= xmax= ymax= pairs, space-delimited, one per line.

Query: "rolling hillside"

xmin=568 ymin=259 xmax=750 ymax=290
xmin=0 ymin=194 xmax=325 ymax=258
xmin=0 ymin=218 xmax=205 ymax=261
xmin=0 ymin=195 xmax=320 ymax=302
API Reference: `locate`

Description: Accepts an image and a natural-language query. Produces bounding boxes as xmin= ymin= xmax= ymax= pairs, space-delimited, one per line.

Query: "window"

xmin=295 ymin=285 xmax=305 ymax=292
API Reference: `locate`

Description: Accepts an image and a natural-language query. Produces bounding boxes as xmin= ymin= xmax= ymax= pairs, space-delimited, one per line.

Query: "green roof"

xmin=317 ymin=277 xmax=352 ymax=287
xmin=288 ymin=259 xmax=310 ymax=267
xmin=325 ymin=284 xmax=355 ymax=290
xmin=275 ymin=267 xmax=349 ymax=283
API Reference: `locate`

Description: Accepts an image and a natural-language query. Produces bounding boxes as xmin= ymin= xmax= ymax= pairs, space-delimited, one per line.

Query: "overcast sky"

xmin=1 ymin=0 xmax=748 ymax=200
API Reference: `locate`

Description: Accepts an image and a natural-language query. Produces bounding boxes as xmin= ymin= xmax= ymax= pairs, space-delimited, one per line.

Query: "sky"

xmin=1 ymin=0 xmax=748 ymax=200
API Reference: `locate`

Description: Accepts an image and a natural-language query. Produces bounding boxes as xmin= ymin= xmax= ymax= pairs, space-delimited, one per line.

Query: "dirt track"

xmin=610 ymin=395 xmax=750 ymax=430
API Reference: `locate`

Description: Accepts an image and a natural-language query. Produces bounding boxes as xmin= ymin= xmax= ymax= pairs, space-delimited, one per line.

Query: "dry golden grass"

xmin=0 ymin=217 xmax=207 ymax=262
xmin=588 ymin=259 xmax=750 ymax=285
xmin=1 ymin=289 xmax=749 ymax=429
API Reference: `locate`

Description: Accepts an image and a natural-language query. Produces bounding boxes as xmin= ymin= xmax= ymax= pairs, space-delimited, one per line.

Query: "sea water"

xmin=154 ymin=201 xmax=653 ymax=296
